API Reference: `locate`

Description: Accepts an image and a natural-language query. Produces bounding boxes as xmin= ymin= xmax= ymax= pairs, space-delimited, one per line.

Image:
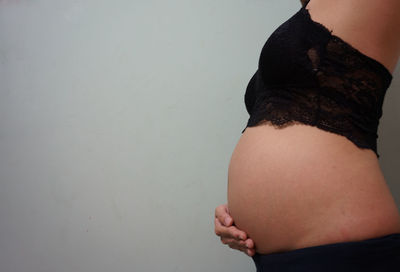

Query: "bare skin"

xmin=214 ymin=0 xmax=400 ymax=256
xmin=214 ymin=203 xmax=256 ymax=257
xmin=305 ymin=0 xmax=400 ymax=73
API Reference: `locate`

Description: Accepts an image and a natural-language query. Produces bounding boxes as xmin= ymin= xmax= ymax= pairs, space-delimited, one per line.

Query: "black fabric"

xmin=241 ymin=3 xmax=393 ymax=159
xmin=251 ymin=233 xmax=400 ymax=272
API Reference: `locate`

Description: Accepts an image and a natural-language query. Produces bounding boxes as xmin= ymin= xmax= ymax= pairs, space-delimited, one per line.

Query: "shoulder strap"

xmin=301 ymin=0 xmax=310 ymax=8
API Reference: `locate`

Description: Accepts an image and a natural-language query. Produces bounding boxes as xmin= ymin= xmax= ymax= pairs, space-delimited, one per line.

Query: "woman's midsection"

xmin=227 ymin=123 xmax=400 ymax=255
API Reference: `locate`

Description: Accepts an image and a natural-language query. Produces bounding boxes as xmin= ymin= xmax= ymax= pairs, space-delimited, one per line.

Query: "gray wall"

xmin=0 ymin=1 xmax=398 ymax=271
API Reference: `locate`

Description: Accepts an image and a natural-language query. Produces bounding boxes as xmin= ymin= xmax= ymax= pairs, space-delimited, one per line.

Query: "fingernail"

xmin=224 ymin=217 xmax=231 ymax=226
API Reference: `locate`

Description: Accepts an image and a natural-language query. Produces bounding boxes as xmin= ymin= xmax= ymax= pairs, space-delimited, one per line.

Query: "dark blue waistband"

xmin=252 ymin=233 xmax=400 ymax=272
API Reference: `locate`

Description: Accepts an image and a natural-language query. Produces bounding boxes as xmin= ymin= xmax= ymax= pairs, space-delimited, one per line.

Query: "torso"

xmin=227 ymin=0 xmax=400 ymax=255
xmin=305 ymin=0 xmax=400 ymax=73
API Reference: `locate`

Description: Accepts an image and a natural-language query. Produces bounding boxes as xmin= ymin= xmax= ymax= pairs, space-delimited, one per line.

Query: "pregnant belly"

xmin=227 ymin=123 xmax=400 ymax=254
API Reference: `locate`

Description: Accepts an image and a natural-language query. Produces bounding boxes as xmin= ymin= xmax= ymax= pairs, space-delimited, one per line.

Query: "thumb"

xmin=223 ymin=203 xmax=233 ymax=226
xmin=224 ymin=215 xmax=233 ymax=226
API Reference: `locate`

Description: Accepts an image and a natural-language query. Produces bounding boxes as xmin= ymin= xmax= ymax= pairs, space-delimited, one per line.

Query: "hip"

xmin=251 ymin=233 xmax=400 ymax=272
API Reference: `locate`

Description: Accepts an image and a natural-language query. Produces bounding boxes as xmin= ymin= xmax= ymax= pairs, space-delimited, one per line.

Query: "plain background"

xmin=0 ymin=0 xmax=399 ymax=271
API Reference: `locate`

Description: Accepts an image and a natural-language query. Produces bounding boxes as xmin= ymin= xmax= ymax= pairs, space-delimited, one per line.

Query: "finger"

xmin=236 ymin=230 xmax=247 ymax=241
xmin=234 ymin=240 xmax=256 ymax=257
xmin=215 ymin=204 xmax=233 ymax=226
xmin=244 ymin=238 xmax=255 ymax=249
xmin=226 ymin=225 xmax=249 ymax=241
xmin=237 ymin=239 xmax=248 ymax=248
xmin=221 ymin=237 xmax=245 ymax=247
xmin=221 ymin=223 xmax=247 ymax=240
xmin=235 ymin=239 xmax=253 ymax=252
xmin=231 ymin=237 xmax=256 ymax=256
xmin=228 ymin=243 xmax=242 ymax=251
xmin=228 ymin=241 xmax=251 ymax=256
xmin=214 ymin=217 xmax=228 ymax=237
xmin=215 ymin=219 xmax=246 ymax=240
xmin=246 ymin=248 xmax=256 ymax=257
xmin=214 ymin=207 xmax=247 ymax=240
xmin=227 ymin=239 xmax=246 ymax=252
xmin=220 ymin=237 xmax=234 ymax=245
xmin=215 ymin=217 xmax=234 ymax=238
xmin=222 ymin=237 xmax=249 ymax=253
xmin=225 ymin=203 xmax=230 ymax=214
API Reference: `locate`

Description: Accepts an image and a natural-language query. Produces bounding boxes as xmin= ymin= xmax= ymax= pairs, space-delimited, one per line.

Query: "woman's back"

xmin=305 ymin=0 xmax=400 ymax=73
xmin=227 ymin=0 xmax=400 ymax=254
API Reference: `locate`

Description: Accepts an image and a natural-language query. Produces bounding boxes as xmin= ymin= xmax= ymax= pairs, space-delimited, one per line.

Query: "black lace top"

xmin=241 ymin=2 xmax=393 ymax=159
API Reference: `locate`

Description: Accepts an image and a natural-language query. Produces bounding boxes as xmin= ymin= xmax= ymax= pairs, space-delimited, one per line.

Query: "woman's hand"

xmin=214 ymin=203 xmax=256 ymax=257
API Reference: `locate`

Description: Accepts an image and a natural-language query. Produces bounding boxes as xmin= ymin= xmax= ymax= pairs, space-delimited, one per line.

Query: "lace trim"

xmin=240 ymin=5 xmax=391 ymax=159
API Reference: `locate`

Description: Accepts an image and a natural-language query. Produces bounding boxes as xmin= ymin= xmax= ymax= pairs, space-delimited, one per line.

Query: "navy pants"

xmin=251 ymin=233 xmax=400 ymax=271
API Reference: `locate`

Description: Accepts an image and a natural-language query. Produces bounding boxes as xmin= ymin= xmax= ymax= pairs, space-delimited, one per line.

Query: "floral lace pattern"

xmin=242 ymin=5 xmax=392 ymax=159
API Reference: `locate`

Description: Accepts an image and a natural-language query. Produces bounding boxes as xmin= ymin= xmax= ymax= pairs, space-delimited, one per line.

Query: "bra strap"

xmin=301 ymin=0 xmax=310 ymax=8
